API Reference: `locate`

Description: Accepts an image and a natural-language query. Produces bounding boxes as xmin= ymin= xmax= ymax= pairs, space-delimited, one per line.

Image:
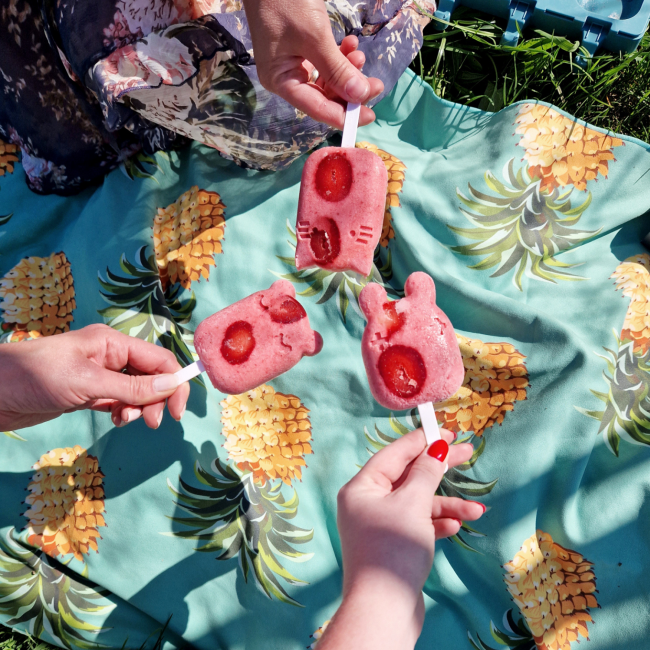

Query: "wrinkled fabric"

xmin=1 ymin=69 xmax=650 ymax=650
xmin=0 ymin=0 xmax=433 ymax=194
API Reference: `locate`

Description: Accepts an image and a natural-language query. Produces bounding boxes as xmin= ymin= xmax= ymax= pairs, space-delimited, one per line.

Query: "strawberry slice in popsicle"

xmin=359 ymin=272 xmax=464 ymax=443
xmin=295 ymin=146 xmax=388 ymax=276
xmin=177 ymin=280 xmax=323 ymax=394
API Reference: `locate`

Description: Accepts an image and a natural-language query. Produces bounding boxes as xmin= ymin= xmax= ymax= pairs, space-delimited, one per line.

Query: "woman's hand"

xmin=0 ymin=324 xmax=190 ymax=431
xmin=242 ymin=0 xmax=384 ymax=128
xmin=318 ymin=428 xmax=485 ymax=650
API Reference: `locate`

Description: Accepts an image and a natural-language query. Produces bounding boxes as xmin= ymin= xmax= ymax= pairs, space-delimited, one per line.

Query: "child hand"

xmin=243 ymin=0 xmax=384 ymax=128
xmin=0 ymin=324 xmax=190 ymax=430
xmin=319 ymin=428 xmax=485 ymax=650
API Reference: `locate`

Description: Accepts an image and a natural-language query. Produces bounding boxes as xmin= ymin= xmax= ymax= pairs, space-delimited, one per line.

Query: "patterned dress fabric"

xmin=0 ymin=0 xmax=432 ymax=195
xmin=2 ymin=70 xmax=650 ymax=650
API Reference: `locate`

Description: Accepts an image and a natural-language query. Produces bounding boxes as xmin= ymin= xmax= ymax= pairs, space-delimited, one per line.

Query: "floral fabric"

xmin=0 ymin=0 xmax=434 ymax=195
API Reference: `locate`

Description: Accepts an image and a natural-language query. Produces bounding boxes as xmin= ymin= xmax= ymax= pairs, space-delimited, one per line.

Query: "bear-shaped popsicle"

xmin=295 ymin=146 xmax=388 ymax=276
xmin=176 ymin=280 xmax=323 ymax=394
xmin=359 ymin=272 xmax=464 ymax=415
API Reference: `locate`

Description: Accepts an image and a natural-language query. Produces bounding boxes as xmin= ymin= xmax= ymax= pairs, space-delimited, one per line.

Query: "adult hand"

xmin=243 ymin=0 xmax=384 ymax=129
xmin=0 ymin=324 xmax=190 ymax=431
xmin=318 ymin=429 xmax=485 ymax=650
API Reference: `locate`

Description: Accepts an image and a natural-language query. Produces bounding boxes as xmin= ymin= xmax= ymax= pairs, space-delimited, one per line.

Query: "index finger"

xmin=95 ymin=327 xmax=182 ymax=376
xmin=361 ymin=428 xmax=455 ymax=485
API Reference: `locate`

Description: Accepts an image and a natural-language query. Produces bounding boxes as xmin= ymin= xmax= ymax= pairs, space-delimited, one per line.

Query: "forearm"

xmin=318 ymin=574 xmax=422 ymax=650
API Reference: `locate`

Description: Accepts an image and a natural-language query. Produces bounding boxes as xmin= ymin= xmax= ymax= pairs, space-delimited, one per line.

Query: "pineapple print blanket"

xmin=2 ymin=69 xmax=650 ymax=650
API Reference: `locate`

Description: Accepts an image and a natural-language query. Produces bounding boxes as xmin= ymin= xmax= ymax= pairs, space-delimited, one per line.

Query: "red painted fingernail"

xmin=427 ymin=439 xmax=449 ymax=462
xmin=451 ymin=430 xmax=458 ymax=441
xmin=471 ymin=501 xmax=487 ymax=513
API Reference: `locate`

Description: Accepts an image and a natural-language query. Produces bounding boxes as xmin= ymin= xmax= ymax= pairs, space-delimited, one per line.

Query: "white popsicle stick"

xmin=175 ymin=359 xmax=206 ymax=383
xmin=340 ymin=102 xmax=361 ymax=148
xmin=418 ymin=401 xmax=448 ymax=473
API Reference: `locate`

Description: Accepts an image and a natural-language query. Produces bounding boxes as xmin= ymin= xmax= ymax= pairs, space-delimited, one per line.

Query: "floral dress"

xmin=0 ymin=0 xmax=434 ymax=194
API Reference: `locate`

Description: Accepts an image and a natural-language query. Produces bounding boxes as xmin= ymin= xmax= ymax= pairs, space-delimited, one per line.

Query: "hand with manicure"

xmin=242 ymin=0 xmax=384 ymax=128
xmin=317 ymin=428 xmax=486 ymax=650
xmin=0 ymin=324 xmax=190 ymax=431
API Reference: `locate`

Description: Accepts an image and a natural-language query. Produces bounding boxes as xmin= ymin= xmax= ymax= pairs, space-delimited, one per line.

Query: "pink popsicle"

xmin=295 ymin=146 xmax=388 ymax=276
xmin=359 ymin=272 xmax=464 ymax=411
xmin=193 ymin=280 xmax=323 ymax=395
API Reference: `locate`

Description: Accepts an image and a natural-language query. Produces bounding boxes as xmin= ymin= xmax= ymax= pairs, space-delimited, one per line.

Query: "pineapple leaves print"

xmin=98 ymin=246 xmax=200 ymax=378
xmin=277 ymin=222 xmax=402 ymax=324
xmin=2 ymin=430 xmax=27 ymax=441
xmin=0 ymin=212 xmax=12 ymax=227
xmin=365 ymin=410 xmax=496 ymax=553
xmin=168 ymin=385 xmax=314 ymax=606
xmin=468 ymin=609 xmax=536 ymax=650
xmin=168 ymin=458 xmax=313 ymax=607
xmin=0 ymin=529 xmax=113 ymax=650
xmin=450 ymin=159 xmax=596 ymax=291
xmin=121 ymin=150 xmax=169 ymax=183
xmin=450 ymin=104 xmax=623 ymax=291
xmin=577 ymin=254 xmax=650 ymax=455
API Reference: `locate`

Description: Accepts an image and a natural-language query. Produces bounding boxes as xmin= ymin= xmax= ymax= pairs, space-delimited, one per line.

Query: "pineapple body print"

xmin=24 ymin=446 xmax=106 ymax=561
xmin=503 ymin=531 xmax=598 ymax=650
xmin=515 ymin=105 xmax=623 ymax=193
xmin=0 ymin=252 xmax=75 ymax=337
xmin=221 ymin=384 xmax=313 ymax=486
xmin=154 ymin=185 xmax=226 ymax=291
xmin=0 ymin=138 xmax=19 ymax=176
xmin=436 ymin=335 xmax=528 ymax=437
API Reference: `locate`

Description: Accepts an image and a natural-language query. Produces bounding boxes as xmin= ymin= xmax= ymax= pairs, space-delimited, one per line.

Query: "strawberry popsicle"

xmin=359 ymin=272 xmax=464 ymax=414
xmin=179 ymin=280 xmax=322 ymax=395
xmin=295 ymin=146 xmax=388 ymax=276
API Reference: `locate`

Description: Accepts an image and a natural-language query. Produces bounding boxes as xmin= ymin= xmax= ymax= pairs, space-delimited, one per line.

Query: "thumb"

xmin=86 ymin=366 xmax=181 ymax=406
xmin=401 ymin=439 xmax=449 ymax=503
xmin=309 ymin=35 xmax=371 ymax=104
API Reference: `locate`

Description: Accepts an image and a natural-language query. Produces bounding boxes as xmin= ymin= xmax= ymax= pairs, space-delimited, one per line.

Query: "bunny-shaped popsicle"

xmin=359 ymin=272 xmax=464 ymax=413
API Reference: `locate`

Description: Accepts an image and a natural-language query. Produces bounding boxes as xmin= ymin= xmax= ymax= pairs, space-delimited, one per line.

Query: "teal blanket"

xmin=2 ymin=69 xmax=650 ymax=650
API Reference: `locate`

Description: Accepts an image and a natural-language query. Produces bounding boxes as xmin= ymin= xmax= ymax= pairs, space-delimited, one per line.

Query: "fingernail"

xmin=451 ymin=430 xmax=458 ymax=442
xmin=124 ymin=408 xmax=141 ymax=423
xmin=156 ymin=411 xmax=163 ymax=429
xmin=178 ymin=405 xmax=186 ymax=421
xmin=345 ymin=75 xmax=369 ymax=102
xmin=471 ymin=501 xmax=487 ymax=514
xmin=427 ymin=439 xmax=449 ymax=462
xmin=153 ymin=374 xmax=180 ymax=392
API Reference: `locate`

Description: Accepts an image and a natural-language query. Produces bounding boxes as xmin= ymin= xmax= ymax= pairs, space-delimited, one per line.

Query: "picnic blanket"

xmin=2 ymin=69 xmax=650 ymax=650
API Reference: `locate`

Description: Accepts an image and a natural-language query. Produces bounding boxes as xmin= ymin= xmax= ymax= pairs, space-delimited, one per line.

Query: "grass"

xmin=2 ymin=11 xmax=649 ymax=650
xmin=411 ymin=7 xmax=650 ymax=143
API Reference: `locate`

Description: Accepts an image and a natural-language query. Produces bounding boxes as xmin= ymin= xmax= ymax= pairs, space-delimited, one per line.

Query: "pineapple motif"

xmin=578 ymin=254 xmax=650 ymax=454
xmin=24 ymin=446 xmax=106 ymax=562
xmin=0 ymin=252 xmax=75 ymax=336
xmin=169 ymin=456 xmax=313 ymax=606
xmin=278 ymin=221 xmax=402 ymax=323
xmin=309 ymin=620 xmax=331 ymax=648
xmin=515 ymin=104 xmax=623 ymax=193
xmin=153 ymin=186 xmax=226 ymax=291
xmin=356 ymin=142 xmax=406 ymax=247
xmin=221 ymin=384 xmax=313 ymax=486
xmin=610 ymin=254 xmax=650 ymax=352
xmin=365 ymin=410 xmax=497 ymax=552
xmin=450 ymin=160 xmax=597 ymax=291
xmin=0 ymin=138 xmax=19 ymax=176
xmin=503 ymin=530 xmax=598 ymax=650
xmin=0 ymin=529 xmax=112 ymax=649
xmin=435 ymin=335 xmax=529 ymax=437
